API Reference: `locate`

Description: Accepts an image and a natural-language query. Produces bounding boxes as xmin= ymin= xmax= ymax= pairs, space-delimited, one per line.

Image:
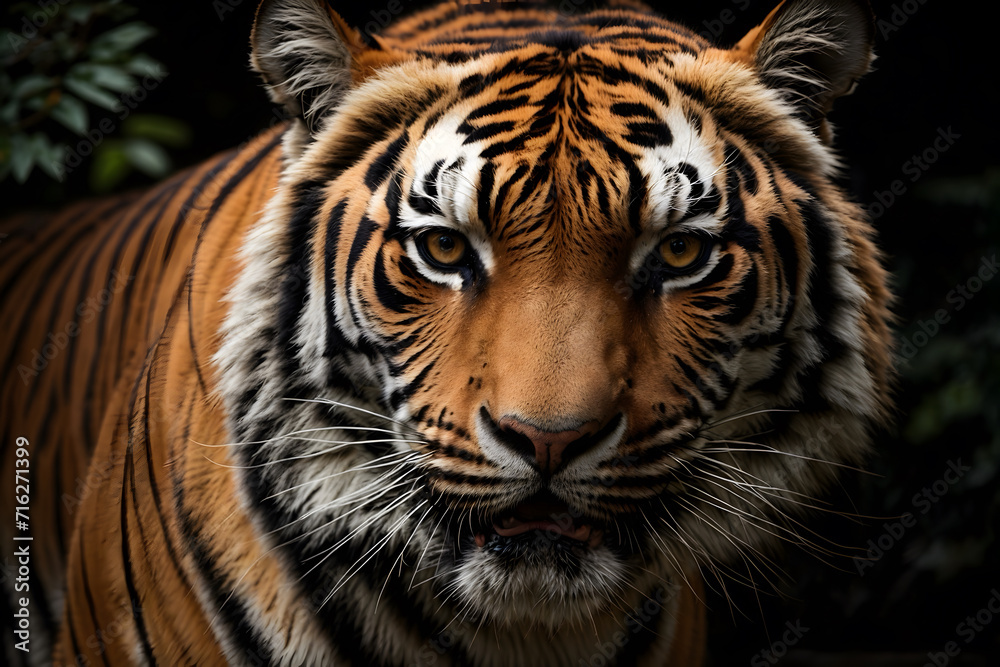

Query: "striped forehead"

xmin=399 ymin=113 xmax=486 ymax=237
xmin=396 ymin=60 xmax=726 ymax=252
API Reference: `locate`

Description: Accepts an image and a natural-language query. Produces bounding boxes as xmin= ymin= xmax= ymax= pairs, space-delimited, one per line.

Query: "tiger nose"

xmin=495 ymin=415 xmax=605 ymax=475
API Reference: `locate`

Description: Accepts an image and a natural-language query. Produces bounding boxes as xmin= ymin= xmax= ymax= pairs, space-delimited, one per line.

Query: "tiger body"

xmin=1 ymin=0 xmax=891 ymax=665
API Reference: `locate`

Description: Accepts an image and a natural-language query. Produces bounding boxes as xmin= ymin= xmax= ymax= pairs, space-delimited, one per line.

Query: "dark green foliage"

xmin=0 ymin=1 xmax=190 ymax=191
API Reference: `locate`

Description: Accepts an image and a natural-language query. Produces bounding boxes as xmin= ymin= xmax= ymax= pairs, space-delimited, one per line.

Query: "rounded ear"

xmin=731 ymin=0 xmax=875 ymax=139
xmin=250 ymin=0 xmax=397 ymax=135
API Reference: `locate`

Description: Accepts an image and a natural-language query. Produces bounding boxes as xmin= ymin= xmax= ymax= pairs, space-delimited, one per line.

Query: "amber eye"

xmin=420 ymin=230 xmax=468 ymax=268
xmin=658 ymin=234 xmax=705 ymax=271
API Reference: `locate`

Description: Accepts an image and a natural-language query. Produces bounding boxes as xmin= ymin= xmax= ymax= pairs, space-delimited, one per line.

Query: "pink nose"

xmin=496 ymin=416 xmax=601 ymax=475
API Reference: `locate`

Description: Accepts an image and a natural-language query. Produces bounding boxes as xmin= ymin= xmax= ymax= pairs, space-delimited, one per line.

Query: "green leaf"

xmin=51 ymin=94 xmax=90 ymax=136
xmin=0 ymin=98 xmax=20 ymax=126
xmin=123 ymin=114 xmax=191 ymax=148
xmin=89 ymin=22 xmax=156 ymax=59
xmin=89 ymin=142 xmax=130 ymax=193
xmin=123 ymin=54 xmax=166 ymax=78
xmin=66 ymin=5 xmax=95 ymax=24
xmin=35 ymin=137 xmax=66 ymax=181
xmin=69 ymin=63 xmax=137 ymax=94
xmin=9 ymin=133 xmax=36 ymax=183
xmin=50 ymin=30 xmax=80 ymax=62
xmin=64 ymin=75 xmax=121 ymax=112
xmin=12 ymin=75 xmax=56 ymax=100
xmin=103 ymin=3 xmax=139 ymax=23
xmin=0 ymin=29 xmax=22 ymax=61
xmin=122 ymin=137 xmax=170 ymax=178
xmin=0 ymin=134 xmax=12 ymax=182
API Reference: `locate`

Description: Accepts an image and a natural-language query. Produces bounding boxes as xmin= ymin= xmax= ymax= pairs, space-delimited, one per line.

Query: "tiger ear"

xmin=251 ymin=0 xmax=394 ymax=135
xmin=732 ymin=0 xmax=875 ymax=138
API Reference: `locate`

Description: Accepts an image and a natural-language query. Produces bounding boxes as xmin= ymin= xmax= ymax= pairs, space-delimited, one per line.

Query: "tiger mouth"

xmin=472 ymin=494 xmax=605 ymax=550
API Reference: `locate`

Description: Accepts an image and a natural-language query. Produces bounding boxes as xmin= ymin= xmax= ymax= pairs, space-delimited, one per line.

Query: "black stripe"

xmin=768 ymin=213 xmax=800 ymax=313
xmin=685 ymin=185 xmax=721 ymax=220
xmin=510 ymin=162 xmax=549 ymax=214
xmin=624 ymin=120 xmax=672 ymax=148
xmin=385 ymin=171 xmax=404 ymax=245
xmin=140 ymin=341 xmax=200 ymax=602
xmin=186 ymin=132 xmax=284 ymax=392
xmin=345 ymin=216 xmax=380 ymax=322
xmin=2 ymin=198 xmax=122 ymax=393
xmin=365 ymin=131 xmax=409 ymax=190
xmin=67 ymin=601 xmax=87 ymax=666
xmin=675 ymin=355 xmax=719 ymax=404
xmin=675 ymin=162 xmax=703 ymax=201
xmin=121 ymin=376 xmax=157 ymax=665
xmin=165 ymin=148 xmax=241 ymax=262
xmin=406 ymin=168 xmax=442 ymax=219
xmin=722 ymin=169 xmax=762 ymax=253
xmin=463 ymin=95 xmax=531 ymax=122
xmin=791 ymin=177 xmax=848 ymax=364
xmin=79 ymin=534 xmax=111 ymax=666
xmin=714 ymin=263 xmax=758 ymax=325
xmin=493 ymin=163 xmax=529 ymax=228
xmin=116 ymin=180 xmax=183 ymax=352
xmin=72 ymin=181 xmax=178 ymax=437
xmin=388 ymin=359 xmax=436 ymax=410
xmin=725 ymin=142 xmax=759 ymax=195
xmin=426 ymin=469 xmax=512 ymax=487
xmin=324 ymin=200 xmax=353 ymax=367
xmin=276 ymin=181 xmax=326 ymax=379
xmin=626 ymin=162 xmax=646 ymax=234
xmin=461 ymin=119 xmax=517 ymax=145
xmin=610 ymin=101 xmax=659 ymax=118
xmin=173 ymin=391 xmax=276 ymax=665
xmin=590 ymin=59 xmax=671 ymax=108
xmin=614 ymin=586 xmax=669 ymax=667
xmin=0 ymin=203 xmax=96 ymax=310
xmin=57 ymin=197 xmax=138 ymax=404
xmin=422 ymin=159 xmax=444 ymax=202
xmin=373 ymin=248 xmax=422 ymax=314
xmin=477 ymin=161 xmax=496 ymax=232
xmin=33 ymin=393 xmax=70 ymax=575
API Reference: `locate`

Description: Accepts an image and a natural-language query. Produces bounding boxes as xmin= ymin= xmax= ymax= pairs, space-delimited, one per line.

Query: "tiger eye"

xmin=424 ymin=231 xmax=467 ymax=266
xmin=659 ymin=234 xmax=704 ymax=270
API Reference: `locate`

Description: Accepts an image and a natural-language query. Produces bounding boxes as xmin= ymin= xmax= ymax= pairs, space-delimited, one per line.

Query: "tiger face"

xmin=218 ymin=0 xmax=891 ymax=649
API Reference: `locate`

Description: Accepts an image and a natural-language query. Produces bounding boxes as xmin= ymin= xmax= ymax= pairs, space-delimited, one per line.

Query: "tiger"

xmin=0 ymin=0 xmax=893 ymax=664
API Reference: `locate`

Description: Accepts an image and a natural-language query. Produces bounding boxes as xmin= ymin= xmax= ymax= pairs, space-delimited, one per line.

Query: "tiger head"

xmin=217 ymin=0 xmax=892 ymax=634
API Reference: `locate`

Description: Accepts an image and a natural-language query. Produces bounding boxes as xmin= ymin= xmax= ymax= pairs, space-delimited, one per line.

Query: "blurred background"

xmin=1 ymin=0 xmax=996 ymax=664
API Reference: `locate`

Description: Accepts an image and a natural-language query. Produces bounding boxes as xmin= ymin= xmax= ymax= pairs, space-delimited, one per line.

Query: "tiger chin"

xmin=0 ymin=0 xmax=893 ymax=665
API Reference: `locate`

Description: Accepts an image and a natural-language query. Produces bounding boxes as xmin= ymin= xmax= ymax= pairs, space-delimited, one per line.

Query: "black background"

xmin=4 ymin=0 xmax=998 ymax=663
